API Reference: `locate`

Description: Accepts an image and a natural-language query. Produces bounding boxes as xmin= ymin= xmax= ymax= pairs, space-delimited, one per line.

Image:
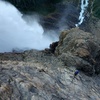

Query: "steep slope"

xmin=0 ymin=28 xmax=100 ymax=100
xmin=55 ymin=28 xmax=100 ymax=75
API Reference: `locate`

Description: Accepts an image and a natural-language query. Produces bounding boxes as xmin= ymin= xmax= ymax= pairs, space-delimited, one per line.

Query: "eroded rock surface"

xmin=0 ymin=49 xmax=100 ymax=100
xmin=0 ymin=28 xmax=100 ymax=100
xmin=55 ymin=28 xmax=100 ymax=75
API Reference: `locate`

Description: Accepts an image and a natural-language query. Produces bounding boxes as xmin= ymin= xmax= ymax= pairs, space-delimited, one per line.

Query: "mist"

xmin=0 ymin=0 xmax=58 ymax=53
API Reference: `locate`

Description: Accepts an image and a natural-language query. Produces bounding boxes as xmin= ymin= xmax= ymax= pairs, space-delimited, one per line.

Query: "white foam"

xmin=0 ymin=1 xmax=58 ymax=52
xmin=76 ymin=0 xmax=89 ymax=26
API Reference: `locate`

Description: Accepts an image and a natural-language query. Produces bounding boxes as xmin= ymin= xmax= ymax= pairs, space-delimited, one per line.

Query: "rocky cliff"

xmin=5 ymin=0 xmax=100 ymax=31
xmin=0 ymin=28 xmax=100 ymax=100
xmin=55 ymin=28 xmax=100 ymax=75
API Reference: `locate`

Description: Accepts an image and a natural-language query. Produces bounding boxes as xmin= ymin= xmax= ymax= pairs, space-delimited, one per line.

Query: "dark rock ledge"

xmin=0 ymin=28 xmax=100 ymax=100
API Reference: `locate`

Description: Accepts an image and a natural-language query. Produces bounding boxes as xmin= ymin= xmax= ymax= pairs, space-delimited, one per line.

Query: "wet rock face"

xmin=49 ymin=41 xmax=58 ymax=53
xmin=42 ymin=1 xmax=80 ymax=30
xmin=55 ymin=28 xmax=100 ymax=75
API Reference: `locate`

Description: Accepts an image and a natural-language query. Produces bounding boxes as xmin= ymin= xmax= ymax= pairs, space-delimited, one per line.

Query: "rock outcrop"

xmin=0 ymin=49 xmax=100 ymax=100
xmin=55 ymin=28 xmax=100 ymax=75
xmin=0 ymin=28 xmax=100 ymax=100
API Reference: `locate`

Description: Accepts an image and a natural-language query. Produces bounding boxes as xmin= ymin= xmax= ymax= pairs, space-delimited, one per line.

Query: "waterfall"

xmin=0 ymin=0 xmax=58 ymax=53
xmin=76 ymin=0 xmax=89 ymax=27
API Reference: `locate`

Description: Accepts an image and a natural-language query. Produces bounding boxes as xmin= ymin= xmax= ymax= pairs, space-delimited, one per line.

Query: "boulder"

xmin=49 ymin=41 xmax=58 ymax=53
xmin=55 ymin=28 xmax=100 ymax=75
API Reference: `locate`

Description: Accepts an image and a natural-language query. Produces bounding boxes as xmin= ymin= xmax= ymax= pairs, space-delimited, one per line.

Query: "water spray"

xmin=76 ymin=0 xmax=89 ymax=27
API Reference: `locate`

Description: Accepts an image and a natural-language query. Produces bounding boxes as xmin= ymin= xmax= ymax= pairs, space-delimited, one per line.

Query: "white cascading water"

xmin=76 ymin=0 xmax=89 ymax=26
xmin=0 ymin=0 xmax=58 ymax=52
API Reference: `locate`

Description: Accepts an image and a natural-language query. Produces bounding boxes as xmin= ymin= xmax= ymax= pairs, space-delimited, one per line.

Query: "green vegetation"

xmin=5 ymin=0 xmax=62 ymax=15
xmin=92 ymin=0 xmax=100 ymax=19
xmin=5 ymin=0 xmax=100 ymax=19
